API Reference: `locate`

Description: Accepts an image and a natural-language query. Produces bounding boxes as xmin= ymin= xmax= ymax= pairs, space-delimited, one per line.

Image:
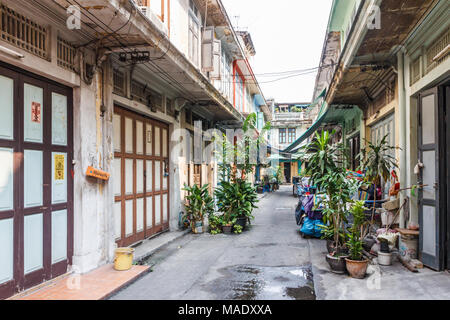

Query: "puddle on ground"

xmin=206 ymin=265 xmax=316 ymax=300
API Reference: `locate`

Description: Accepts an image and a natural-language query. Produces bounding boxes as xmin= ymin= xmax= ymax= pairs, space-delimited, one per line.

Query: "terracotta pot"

xmin=345 ymin=258 xmax=369 ymax=279
xmin=325 ymin=254 xmax=348 ymax=274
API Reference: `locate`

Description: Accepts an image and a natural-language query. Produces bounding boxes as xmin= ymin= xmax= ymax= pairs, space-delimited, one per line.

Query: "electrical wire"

xmin=59 ymin=0 xmax=331 ymax=103
xmin=68 ymin=0 xmax=197 ymax=101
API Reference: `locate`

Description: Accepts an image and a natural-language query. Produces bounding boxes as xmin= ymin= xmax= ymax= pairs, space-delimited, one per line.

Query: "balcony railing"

xmin=273 ymin=112 xmax=305 ymax=121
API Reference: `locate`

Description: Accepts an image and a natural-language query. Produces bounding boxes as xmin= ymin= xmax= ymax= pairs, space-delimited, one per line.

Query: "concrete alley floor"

xmin=110 ymin=185 xmax=315 ymax=300
xmin=110 ymin=185 xmax=450 ymax=300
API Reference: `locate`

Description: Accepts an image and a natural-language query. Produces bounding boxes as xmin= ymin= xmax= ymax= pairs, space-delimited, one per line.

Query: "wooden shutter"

xmin=210 ymin=40 xmax=222 ymax=80
xmin=202 ymin=26 xmax=215 ymax=72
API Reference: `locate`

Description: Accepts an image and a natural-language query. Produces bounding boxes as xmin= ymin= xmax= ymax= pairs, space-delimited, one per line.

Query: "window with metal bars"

xmin=131 ymin=79 xmax=147 ymax=103
xmin=113 ymin=69 xmax=126 ymax=96
xmin=0 ymin=4 xmax=49 ymax=59
xmin=410 ymin=57 xmax=421 ymax=85
xmin=425 ymin=28 xmax=449 ymax=75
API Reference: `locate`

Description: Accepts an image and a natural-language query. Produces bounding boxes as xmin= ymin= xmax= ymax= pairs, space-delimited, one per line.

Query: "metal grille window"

xmin=425 ymin=28 xmax=449 ymax=75
xmin=57 ymin=37 xmax=77 ymax=72
xmin=372 ymin=89 xmax=386 ymax=114
xmin=113 ymin=69 xmax=126 ymax=96
xmin=166 ymin=97 xmax=175 ymax=116
xmin=0 ymin=4 xmax=49 ymax=59
xmin=279 ymin=129 xmax=287 ymax=144
xmin=410 ymin=57 xmax=421 ymax=85
xmin=148 ymin=88 xmax=163 ymax=112
xmin=131 ymin=80 xmax=147 ymax=103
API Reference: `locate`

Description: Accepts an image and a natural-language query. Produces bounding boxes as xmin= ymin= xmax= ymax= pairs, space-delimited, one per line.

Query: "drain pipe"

xmin=397 ymin=50 xmax=407 ymax=228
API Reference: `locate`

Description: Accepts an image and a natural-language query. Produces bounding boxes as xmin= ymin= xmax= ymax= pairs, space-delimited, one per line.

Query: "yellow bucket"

xmin=114 ymin=248 xmax=135 ymax=271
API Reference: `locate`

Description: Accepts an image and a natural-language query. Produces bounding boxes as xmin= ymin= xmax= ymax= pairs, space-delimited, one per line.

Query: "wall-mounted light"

xmin=0 ymin=46 xmax=24 ymax=59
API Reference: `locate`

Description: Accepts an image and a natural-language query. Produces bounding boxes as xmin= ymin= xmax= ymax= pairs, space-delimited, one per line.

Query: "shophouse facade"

xmin=287 ymin=0 xmax=449 ymax=271
xmin=0 ymin=0 xmax=269 ymax=299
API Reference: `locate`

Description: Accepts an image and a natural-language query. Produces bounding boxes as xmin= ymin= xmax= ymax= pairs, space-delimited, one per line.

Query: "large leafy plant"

xmin=214 ymin=179 xmax=259 ymax=225
xmin=357 ymin=134 xmax=399 ymax=223
xmin=300 ymin=130 xmax=359 ymax=253
xmin=183 ymin=184 xmax=215 ymax=229
xmin=347 ymin=201 xmax=368 ymax=261
xmin=218 ymin=113 xmax=271 ymax=183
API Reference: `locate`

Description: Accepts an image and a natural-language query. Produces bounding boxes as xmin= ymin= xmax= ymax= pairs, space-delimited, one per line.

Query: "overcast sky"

xmin=221 ymin=0 xmax=333 ymax=103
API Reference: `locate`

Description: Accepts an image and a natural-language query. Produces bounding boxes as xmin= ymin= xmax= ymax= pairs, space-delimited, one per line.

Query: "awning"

xmin=268 ymin=154 xmax=291 ymax=161
xmin=283 ymin=89 xmax=329 ymax=153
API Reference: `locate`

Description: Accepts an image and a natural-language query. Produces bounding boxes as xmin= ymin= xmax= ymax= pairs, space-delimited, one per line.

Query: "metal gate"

xmin=113 ymin=107 xmax=170 ymax=247
xmin=0 ymin=64 xmax=73 ymax=299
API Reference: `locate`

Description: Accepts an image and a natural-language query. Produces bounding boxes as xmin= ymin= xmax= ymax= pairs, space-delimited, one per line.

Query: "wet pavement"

xmin=110 ymin=185 xmax=314 ymax=300
xmin=206 ymin=265 xmax=315 ymax=300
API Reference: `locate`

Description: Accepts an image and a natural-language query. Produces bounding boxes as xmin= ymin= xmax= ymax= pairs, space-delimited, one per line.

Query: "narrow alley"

xmin=0 ymin=0 xmax=449 ymax=307
xmin=110 ymin=186 xmax=315 ymax=300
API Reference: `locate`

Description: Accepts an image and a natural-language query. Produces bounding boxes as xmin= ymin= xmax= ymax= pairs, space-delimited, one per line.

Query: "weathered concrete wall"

xmin=72 ymin=66 xmax=116 ymax=273
xmin=170 ymin=0 xmax=192 ymax=62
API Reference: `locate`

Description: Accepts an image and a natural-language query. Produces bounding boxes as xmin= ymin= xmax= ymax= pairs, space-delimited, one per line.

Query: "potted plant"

xmin=208 ymin=213 xmax=223 ymax=235
xmin=221 ymin=219 xmax=235 ymax=234
xmin=300 ymin=131 xmax=360 ymax=273
xmin=214 ymin=179 xmax=258 ymax=233
xmin=319 ymin=224 xmax=348 ymax=255
xmin=357 ymin=134 xmax=399 ymax=225
xmin=235 ymin=179 xmax=258 ymax=229
xmin=183 ymin=184 xmax=214 ymax=234
xmin=213 ymin=113 xmax=269 ymax=235
xmin=345 ymin=201 xmax=370 ymax=279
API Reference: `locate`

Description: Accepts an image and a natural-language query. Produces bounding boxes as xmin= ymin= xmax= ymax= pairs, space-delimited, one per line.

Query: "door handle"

xmin=434 ymin=183 xmax=438 ymax=189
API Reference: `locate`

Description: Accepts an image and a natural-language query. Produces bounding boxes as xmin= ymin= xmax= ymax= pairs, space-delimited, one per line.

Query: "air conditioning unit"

xmin=138 ymin=6 xmax=149 ymax=16
xmin=138 ymin=6 xmax=168 ymax=36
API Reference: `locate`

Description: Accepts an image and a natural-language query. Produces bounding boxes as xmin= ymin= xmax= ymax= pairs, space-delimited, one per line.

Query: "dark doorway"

xmin=348 ymin=134 xmax=360 ymax=171
xmin=284 ymin=163 xmax=291 ymax=184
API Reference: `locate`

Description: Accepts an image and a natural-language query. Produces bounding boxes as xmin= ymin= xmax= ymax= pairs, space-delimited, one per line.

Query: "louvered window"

xmin=57 ymin=37 xmax=77 ymax=72
xmin=410 ymin=58 xmax=421 ymax=86
xmin=425 ymin=28 xmax=449 ymax=75
xmin=0 ymin=4 xmax=49 ymax=59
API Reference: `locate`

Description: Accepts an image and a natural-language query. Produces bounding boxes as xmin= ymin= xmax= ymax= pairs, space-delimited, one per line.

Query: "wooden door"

xmin=113 ymin=107 xmax=170 ymax=247
xmin=0 ymin=64 xmax=73 ymax=299
xmin=418 ymin=87 xmax=444 ymax=270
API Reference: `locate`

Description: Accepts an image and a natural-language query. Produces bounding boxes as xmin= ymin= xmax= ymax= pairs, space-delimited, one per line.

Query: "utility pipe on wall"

xmin=397 ymin=50 xmax=407 ymax=229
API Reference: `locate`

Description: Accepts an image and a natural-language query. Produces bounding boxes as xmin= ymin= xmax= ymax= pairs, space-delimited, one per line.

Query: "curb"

xmin=133 ymin=229 xmax=192 ymax=264
xmin=102 ymin=266 xmax=153 ymax=300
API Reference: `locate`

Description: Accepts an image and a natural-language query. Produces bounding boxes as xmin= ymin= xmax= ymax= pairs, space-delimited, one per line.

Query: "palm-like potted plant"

xmin=183 ymin=184 xmax=215 ymax=234
xmin=345 ymin=201 xmax=370 ymax=278
xmin=213 ymin=113 xmax=269 ymax=234
xmin=300 ymin=131 xmax=360 ymax=273
xmin=357 ymin=135 xmax=399 ymax=225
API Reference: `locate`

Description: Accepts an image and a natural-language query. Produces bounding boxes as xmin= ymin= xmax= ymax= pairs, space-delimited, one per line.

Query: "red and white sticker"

xmin=31 ymin=101 xmax=41 ymax=123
